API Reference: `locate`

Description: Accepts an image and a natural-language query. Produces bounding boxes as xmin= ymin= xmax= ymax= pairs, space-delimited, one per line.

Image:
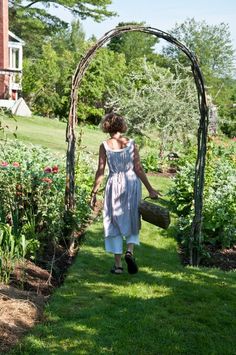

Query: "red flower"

xmin=1 ymin=161 xmax=8 ymax=167
xmin=42 ymin=177 xmax=52 ymax=183
xmin=44 ymin=166 xmax=52 ymax=173
xmin=52 ymin=165 xmax=59 ymax=173
xmin=12 ymin=162 xmax=20 ymax=167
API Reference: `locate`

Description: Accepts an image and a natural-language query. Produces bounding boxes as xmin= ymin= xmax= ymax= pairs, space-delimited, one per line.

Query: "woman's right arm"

xmin=133 ymin=144 xmax=161 ymax=199
xmin=90 ymin=144 xmax=107 ymax=209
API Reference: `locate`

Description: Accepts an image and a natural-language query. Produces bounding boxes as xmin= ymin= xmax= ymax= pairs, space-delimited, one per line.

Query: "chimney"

xmin=0 ymin=0 xmax=9 ymax=98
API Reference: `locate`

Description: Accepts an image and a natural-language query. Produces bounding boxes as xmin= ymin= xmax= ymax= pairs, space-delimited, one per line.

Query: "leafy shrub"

xmin=169 ymin=137 xmax=236 ymax=250
xmin=0 ymin=140 xmax=93 ymax=276
xmin=141 ymin=153 xmax=159 ymax=172
xmin=0 ymin=222 xmax=38 ymax=283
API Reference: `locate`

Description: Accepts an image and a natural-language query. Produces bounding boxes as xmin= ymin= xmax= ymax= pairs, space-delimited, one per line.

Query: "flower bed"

xmin=169 ymin=136 xmax=236 ymax=264
xmin=0 ymin=140 xmax=94 ymax=283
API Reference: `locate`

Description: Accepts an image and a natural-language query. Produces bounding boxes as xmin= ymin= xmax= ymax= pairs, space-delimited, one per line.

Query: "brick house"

xmin=0 ymin=0 xmax=31 ymax=115
xmin=0 ymin=0 xmax=25 ymax=100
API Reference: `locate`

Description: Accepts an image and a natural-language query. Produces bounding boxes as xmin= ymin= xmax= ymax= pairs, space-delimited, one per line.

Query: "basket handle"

xmin=143 ymin=196 xmax=168 ymax=205
xmin=143 ymin=196 xmax=159 ymax=201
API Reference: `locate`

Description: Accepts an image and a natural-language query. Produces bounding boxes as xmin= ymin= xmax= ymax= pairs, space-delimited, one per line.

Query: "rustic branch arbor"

xmin=65 ymin=25 xmax=209 ymax=266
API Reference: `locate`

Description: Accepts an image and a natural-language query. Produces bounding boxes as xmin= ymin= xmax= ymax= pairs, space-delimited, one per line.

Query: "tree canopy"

xmin=107 ymin=22 xmax=159 ymax=63
xmin=107 ymin=60 xmax=199 ymax=155
xmin=9 ymin=0 xmax=115 ymax=56
xmin=163 ymin=18 xmax=235 ymax=79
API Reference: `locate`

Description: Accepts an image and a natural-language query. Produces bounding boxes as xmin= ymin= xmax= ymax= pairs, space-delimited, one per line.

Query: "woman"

xmin=90 ymin=112 xmax=160 ymax=274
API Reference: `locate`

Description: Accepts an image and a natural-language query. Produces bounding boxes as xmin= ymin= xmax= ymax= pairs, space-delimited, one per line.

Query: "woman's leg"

xmin=114 ymin=253 xmax=122 ymax=268
xmin=126 ymin=234 xmax=139 ymax=254
xmin=105 ymin=235 xmax=124 ymax=273
xmin=125 ymin=235 xmax=139 ymax=274
xmin=126 ymin=243 xmax=134 ymax=254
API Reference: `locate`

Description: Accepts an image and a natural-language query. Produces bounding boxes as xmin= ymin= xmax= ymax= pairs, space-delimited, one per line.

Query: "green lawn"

xmin=0 ymin=115 xmax=107 ymax=155
xmin=10 ymin=176 xmax=236 ymax=355
xmin=0 ymin=115 xmax=159 ymax=158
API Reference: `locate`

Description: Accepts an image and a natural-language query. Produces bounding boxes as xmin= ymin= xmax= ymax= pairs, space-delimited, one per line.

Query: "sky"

xmin=59 ymin=0 xmax=236 ymax=53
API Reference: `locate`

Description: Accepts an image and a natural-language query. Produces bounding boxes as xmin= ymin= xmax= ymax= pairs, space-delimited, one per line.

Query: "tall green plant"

xmin=107 ymin=61 xmax=199 ymax=157
xmin=0 ymin=223 xmax=35 ymax=284
xmin=169 ymin=138 xmax=236 ymax=254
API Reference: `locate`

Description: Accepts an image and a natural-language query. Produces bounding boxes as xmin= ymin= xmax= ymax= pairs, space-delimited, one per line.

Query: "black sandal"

xmin=125 ymin=251 xmax=138 ymax=274
xmin=110 ymin=265 xmax=124 ymax=274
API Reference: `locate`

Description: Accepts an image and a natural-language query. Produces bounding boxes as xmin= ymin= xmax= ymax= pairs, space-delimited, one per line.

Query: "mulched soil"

xmin=0 ymin=250 xmax=73 ymax=353
xmin=0 ymin=282 xmax=46 ymax=353
xmin=200 ymin=245 xmax=236 ymax=271
xmin=179 ymin=244 xmax=236 ymax=271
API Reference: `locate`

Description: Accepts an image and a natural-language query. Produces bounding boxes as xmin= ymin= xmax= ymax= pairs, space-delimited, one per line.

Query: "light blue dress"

xmin=103 ymin=139 xmax=141 ymax=244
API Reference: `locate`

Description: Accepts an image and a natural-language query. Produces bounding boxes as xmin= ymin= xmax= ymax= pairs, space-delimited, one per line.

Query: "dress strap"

xmin=103 ymin=141 xmax=109 ymax=151
xmin=103 ymin=139 xmax=133 ymax=151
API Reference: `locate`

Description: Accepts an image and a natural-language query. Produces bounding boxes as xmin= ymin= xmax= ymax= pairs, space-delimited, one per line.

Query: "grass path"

xmin=10 ymin=177 xmax=236 ymax=355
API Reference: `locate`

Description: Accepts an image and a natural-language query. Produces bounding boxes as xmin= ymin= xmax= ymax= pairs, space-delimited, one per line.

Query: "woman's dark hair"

xmin=101 ymin=113 xmax=127 ymax=134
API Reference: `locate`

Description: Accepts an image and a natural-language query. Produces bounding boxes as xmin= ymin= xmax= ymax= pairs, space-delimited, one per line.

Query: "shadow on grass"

xmin=11 ymin=223 xmax=236 ymax=355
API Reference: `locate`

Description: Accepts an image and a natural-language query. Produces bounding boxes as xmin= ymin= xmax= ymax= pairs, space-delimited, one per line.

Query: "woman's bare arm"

xmin=92 ymin=143 xmax=107 ymax=193
xmin=133 ymin=144 xmax=161 ymax=199
xmin=90 ymin=144 xmax=107 ymax=208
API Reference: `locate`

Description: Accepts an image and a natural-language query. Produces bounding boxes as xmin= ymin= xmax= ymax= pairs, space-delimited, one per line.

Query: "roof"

xmin=8 ymin=30 xmax=25 ymax=45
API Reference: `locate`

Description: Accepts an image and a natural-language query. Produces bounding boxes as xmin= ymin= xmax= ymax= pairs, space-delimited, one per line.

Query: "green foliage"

xmin=22 ymin=25 xmax=127 ymax=121
xmin=107 ymin=22 xmax=159 ymax=64
xmin=0 ymin=108 xmax=17 ymax=139
xmin=9 ymin=0 xmax=115 ymax=56
xmin=22 ymin=43 xmax=61 ymax=117
xmin=215 ymin=78 xmax=236 ymax=137
xmin=163 ymin=18 xmax=236 ymax=139
xmin=163 ymin=18 xmax=235 ymax=79
xmin=0 ymin=222 xmax=37 ymax=283
xmin=77 ymin=47 xmax=127 ymax=122
xmin=107 ymin=60 xmax=199 ymax=156
xmin=169 ymin=138 xmax=236 ymax=250
xmin=0 ymin=140 xmax=93 ymax=280
xmin=141 ymin=153 xmax=159 ymax=172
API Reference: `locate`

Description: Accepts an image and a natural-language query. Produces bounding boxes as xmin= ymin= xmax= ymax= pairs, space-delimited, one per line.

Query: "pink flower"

xmin=52 ymin=165 xmax=59 ymax=173
xmin=44 ymin=166 xmax=52 ymax=173
xmin=1 ymin=161 xmax=9 ymax=167
xmin=232 ymin=137 xmax=236 ymax=142
xmin=12 ymin=162 xmax=20 ymax=167
xmin=42 ymin=177 xmax=52 ymax=183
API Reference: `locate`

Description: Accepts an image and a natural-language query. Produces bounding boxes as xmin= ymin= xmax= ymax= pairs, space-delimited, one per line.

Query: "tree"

xmin=22 ymin=21 xmax=128 ymax=121
xmin=9 ymin=0 xmax=115 ymax=57
xmin=106 ymin=60 xmax=199 ymax=156
xmin=214 ymin=78 xmax=236 ymax=137
xmin=77 ymin=47 xmax=127 ymax=122
xmin=107 ymin=22 xmax=159 ymax=64
xmin=163 ymin=18 xmax=235 ymax=79
xmin=22 ymin=43 xmax=61 ymax=117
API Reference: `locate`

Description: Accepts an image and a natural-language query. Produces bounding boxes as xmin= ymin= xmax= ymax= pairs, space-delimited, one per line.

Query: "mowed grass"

xmin=0 ymin=115 xmax=160 ymax=157
xmin=10 ymin=176 xmax=236 ymax=355
xmin=0 ymin=115 xmax=107 ymax=155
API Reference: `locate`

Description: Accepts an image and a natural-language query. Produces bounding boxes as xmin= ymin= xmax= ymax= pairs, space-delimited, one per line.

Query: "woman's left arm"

xmin=90 ymin=144 xmax=107 ymax=208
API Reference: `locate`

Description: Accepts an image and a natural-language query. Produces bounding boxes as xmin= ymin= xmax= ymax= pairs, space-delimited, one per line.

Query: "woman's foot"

xmin=110 ymin=265 xmax=124 ymax=274
xmin=125 ymin=251 xmax=138 ymax=274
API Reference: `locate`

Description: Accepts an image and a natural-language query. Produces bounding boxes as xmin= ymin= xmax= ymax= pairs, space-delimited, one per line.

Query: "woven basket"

xmin=139 ymin=199 xmax=170 ymax=229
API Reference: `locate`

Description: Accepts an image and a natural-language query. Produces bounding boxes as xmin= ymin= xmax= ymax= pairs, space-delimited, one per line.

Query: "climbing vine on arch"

xmin=65 ymin=25 xmax=209 ymax=266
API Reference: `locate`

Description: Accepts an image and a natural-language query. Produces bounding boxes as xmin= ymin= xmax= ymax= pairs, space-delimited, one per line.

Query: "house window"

xmin=12 ymin=48 xmax=20 ymax=69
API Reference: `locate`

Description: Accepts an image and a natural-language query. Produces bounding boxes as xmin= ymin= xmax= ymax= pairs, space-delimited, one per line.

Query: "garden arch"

xmin=65 ymin=25 xmax=209 ymax=266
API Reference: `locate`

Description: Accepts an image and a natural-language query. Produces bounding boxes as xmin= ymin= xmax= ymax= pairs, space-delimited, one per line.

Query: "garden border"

xmin=65 ymin=25 xmax=209 ymax=266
